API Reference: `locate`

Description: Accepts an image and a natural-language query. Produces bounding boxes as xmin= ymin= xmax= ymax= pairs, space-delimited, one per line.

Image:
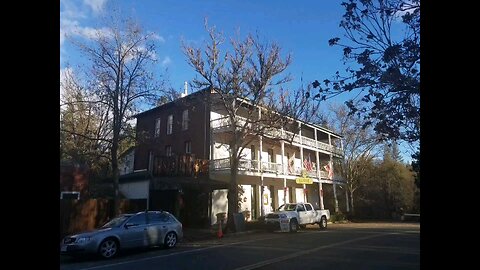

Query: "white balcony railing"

xmin=210 ymin=157 xmax=332 ymax=180
xmin=211 ymin=116 xmax=343 ymax=156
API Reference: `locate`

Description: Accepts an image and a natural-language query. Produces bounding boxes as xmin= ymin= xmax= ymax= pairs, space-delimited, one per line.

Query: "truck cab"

xmin=264 ymin=203 xmax=330 ymax=232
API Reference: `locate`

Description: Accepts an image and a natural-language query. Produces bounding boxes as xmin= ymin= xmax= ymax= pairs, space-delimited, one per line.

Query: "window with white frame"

xmin=165 ymin=145 xmax=172 ymax=157
xmin=185 ymin=141 xmax=191 ymax=154
xmin=60 ymin=191 xmax=80 ymax=200
xmin=154 ymin=118 xmax=161 ymax=137
xmin=182 ymin=110 xmax=189 ymax=130
xmin=167 ymin=115 xmax=173 ymax=135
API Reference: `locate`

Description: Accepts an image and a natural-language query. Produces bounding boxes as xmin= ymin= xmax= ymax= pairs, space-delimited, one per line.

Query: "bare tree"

xmin=67 ymin=16 xmax=163 ymax=214
xmin=183 ymin=20 xmax=317 ymax=231
xmin=324 ymin=104 xmax=380 ymax=215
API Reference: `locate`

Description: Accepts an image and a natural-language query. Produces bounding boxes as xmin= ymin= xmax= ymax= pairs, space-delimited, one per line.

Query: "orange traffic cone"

xmin=217 ymin=221 xmax=223 ymax=238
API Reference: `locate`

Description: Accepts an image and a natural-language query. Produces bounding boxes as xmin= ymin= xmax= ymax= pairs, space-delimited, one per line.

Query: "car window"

xmin=305 ymin=204 xmax=313 ymax=211
xmin=148 ymin=212 xmax=172 ymax=223
xmin=278 ymin=204 xmax=297 ymax=211
xmin=101 ymin=215 xmax=130 ymax=228
xmin=127 ymin=213 xmax=147 ymax=225
xmin=297 ymin=204 xmax=305 ymax=212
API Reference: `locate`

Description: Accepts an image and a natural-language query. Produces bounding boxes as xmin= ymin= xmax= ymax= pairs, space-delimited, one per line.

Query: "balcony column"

xmin=281 ymin=139 xmax=286 ymax=205
xmin=329 ymin=133 xmax=339 ymax=213
xmin=298 ymin=122 xmax=306 ymax=203
xmin=315 ymin=130 xmax=324 ymax=210
xmin=259 ymin=108 xmax=265 ymax=216
xmin=210 ymin=122 xmax=215 ymax=160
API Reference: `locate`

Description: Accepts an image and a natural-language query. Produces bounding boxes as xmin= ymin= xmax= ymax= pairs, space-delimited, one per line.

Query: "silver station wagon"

xmin=60 ymin=210 xmax=183 ymax=259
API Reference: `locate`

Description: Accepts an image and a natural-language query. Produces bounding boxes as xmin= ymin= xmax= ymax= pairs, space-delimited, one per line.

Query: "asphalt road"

xmin=60 ymin=222 xmax=420 ymax=270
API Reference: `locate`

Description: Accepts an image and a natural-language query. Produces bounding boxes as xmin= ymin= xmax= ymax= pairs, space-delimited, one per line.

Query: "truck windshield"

xmin=278 ymin=204 xmax=297 ymax=211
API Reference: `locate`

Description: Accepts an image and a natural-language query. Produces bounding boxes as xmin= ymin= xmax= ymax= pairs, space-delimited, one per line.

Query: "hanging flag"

xmin=303 ymin=154 xmax=313 ymax=172
xmin=288 ymin=152 xmax=295 ymax=173
xmin=323 ymin=161 xmax=334 ymax=180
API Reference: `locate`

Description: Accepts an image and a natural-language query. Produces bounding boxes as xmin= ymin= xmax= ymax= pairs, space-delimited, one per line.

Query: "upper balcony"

xmin=210 ymin=157 xmax=330 ymax=180
xmin=211 ymin=116 xmax=343 ymax=157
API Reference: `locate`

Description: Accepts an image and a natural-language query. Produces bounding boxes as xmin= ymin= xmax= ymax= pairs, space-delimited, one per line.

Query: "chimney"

xmin=181 ymin=81 xmax=188 ymax=98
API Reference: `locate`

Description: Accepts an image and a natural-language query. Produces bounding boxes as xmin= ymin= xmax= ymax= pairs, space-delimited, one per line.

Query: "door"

xmin=296 ymin=203 xmax=309 ymax=224
xmin=146 ymin=212 xmax=171 ymax=246
xmin=304 ymin=203 xmax=315 ymax=224
xmin=121 ymin=213 xmax=148 ymax=248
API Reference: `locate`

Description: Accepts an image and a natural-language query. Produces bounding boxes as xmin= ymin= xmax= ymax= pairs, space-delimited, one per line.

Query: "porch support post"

xmin=281 ymin=139 xmax=286 ymax=204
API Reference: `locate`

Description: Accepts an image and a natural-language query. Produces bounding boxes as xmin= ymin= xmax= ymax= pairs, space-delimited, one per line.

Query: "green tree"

xmin=411 ymin=147 xmax=420 ymax=188
xmin=313 ymin=0 xmax=420 ymax=143
xmin=375 ymin=145 xmax=416 ymax=217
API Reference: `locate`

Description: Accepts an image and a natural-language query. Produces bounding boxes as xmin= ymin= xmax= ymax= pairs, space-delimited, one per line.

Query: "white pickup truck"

xmin=264 ymin=203 xmax=330 ymax=232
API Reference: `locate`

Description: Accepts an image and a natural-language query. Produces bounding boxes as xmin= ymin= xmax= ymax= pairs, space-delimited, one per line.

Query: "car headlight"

xmin=76 ymin=237 xmax=92 ymax=244
xmin=278 ymin=214 xmax=287 ymax=219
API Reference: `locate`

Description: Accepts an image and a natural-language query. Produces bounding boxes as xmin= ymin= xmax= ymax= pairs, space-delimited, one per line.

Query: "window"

xmin=182 ymin=110 xmax=189 ymax=130
xmin=148 ymin=212 xmax=172 ymax=223
xmin=60 ymin=191 xmax=79 ymax=200
xmin=185 ymin=141 xmax=191 ymax=154
xmin=167 ymin=114 xmax=173 ymax=135
xmin=251 ymin=145 xmax=256 ymax=160
xmin=154 ymin=118 xmax=161 ymax=137
xmin=305 ymin=204 xmax=313 ymax=211
xmin=127 ymin=213 xmax=147 ymax=226
xmin=165 ymin=145 xmax=172 ymax=157
xmin=297 ymin=204 xmax=305 ymax=212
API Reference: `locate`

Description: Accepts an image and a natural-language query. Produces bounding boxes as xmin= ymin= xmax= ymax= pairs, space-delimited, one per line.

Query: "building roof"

xmin=133 ymin=89 xmax=208 ymax=118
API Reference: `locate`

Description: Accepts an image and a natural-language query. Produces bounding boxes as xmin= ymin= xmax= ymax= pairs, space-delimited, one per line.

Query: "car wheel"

xmin=164 ymin=232 xmax=177 ymax=248
xmin=98 ymin=238 xmax=118 ymax=259
xmin=319 ymin=216 xmax=327 ymax=230
xmin=289 ymin=219 xmax=298 ymax=233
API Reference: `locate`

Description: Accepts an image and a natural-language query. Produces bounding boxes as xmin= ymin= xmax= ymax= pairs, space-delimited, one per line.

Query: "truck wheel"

xmin=319 ymin=216 xmax=327 ymax=230
xmin=289 ymin=219 xmax=298 ymax=233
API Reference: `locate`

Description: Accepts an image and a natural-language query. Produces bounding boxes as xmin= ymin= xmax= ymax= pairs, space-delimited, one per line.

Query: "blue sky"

xmin=60 ymin=0 xmax=416 ymax=163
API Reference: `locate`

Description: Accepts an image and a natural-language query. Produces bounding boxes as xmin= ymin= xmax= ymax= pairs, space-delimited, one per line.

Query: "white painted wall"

xmin=211 ymin=189 xmax=229 ymax=225
xmin=119 ymin=150 xmax=135 ymax=176
xmin=210 ymin=111 xmax=223 ymax=121
xmin=239 ymin=185 xmax=252 ymax=221
xmin=119 ymin=180 xmax=149 ymax=199
xmin=262 ymin=186 xmax=273 ymax=214
xmin=295 ymin=188 xmax=305 ymax=203
xmin=213 ymin=143 xmax=230 ymax=159
xmin=277 ymin=189 xmax=290 ymax=207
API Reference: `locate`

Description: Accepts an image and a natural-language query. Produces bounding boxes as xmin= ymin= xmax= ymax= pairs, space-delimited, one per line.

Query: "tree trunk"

xmin=226 ymin=149 xmax=239 ymax=233
xmin=111 ymin=140 xmax=120 ymax=216
xmin=350 ymin=189 xmax=355 ymax=215
xmin=111 ymin=112 xmax=121 ymax=216
xmin=333 ymin=183 xmax=339 ymax=213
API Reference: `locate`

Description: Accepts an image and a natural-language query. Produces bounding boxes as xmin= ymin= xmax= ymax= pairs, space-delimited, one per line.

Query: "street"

xmin=60 ymin=222 xmax=420 ymax=270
